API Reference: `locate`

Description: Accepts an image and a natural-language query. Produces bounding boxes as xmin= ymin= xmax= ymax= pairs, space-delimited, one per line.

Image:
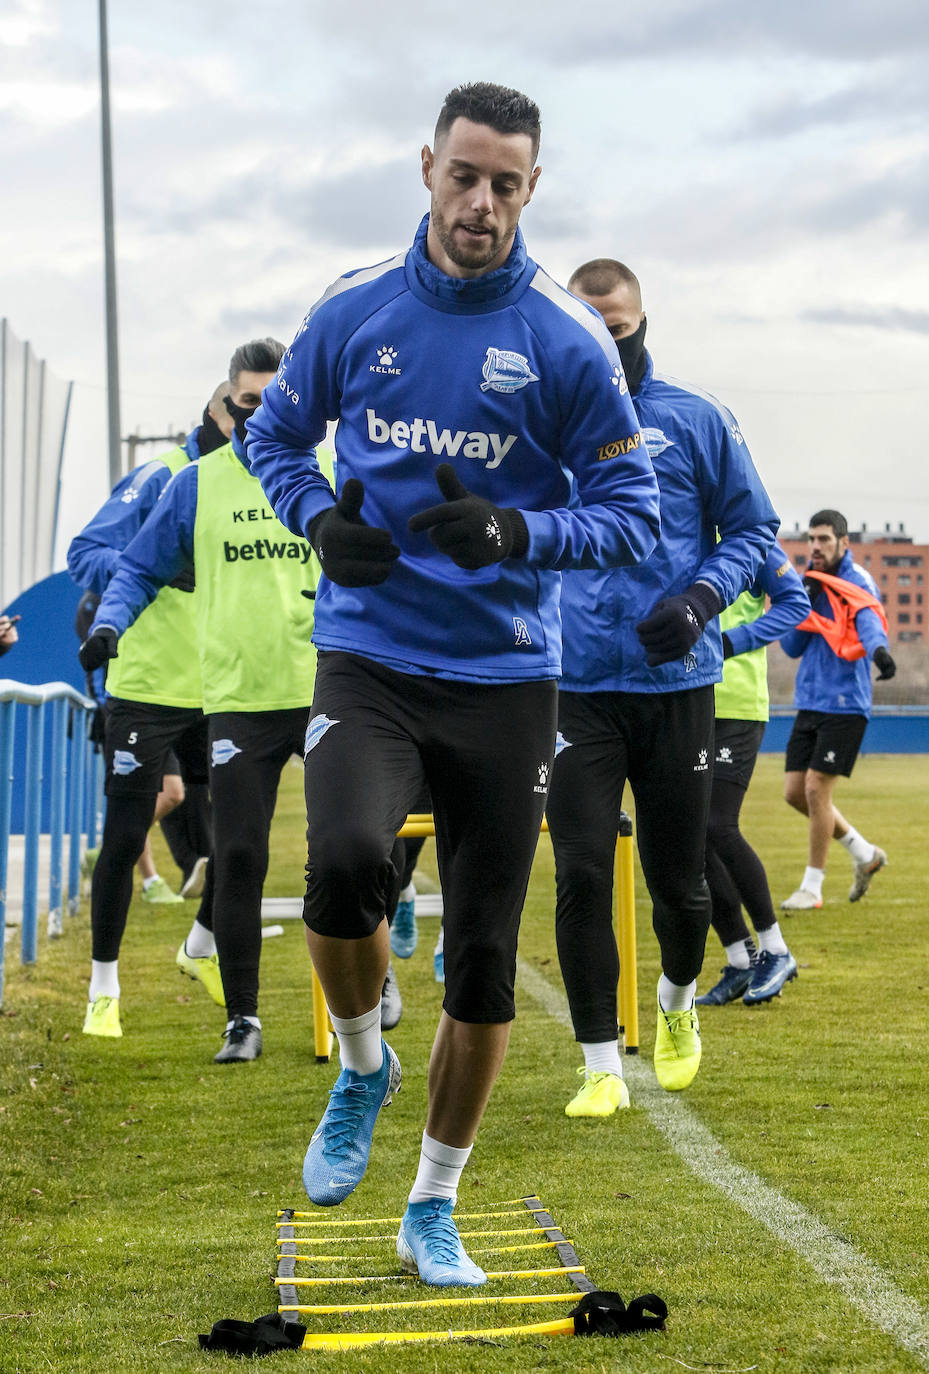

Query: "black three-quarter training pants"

xmin=303 ymin=652 xmax=557 ymax=1024
xmin=546 ymin=685 xmax=715 ymax=1044
xmin=204 ymin=707 xmax=310 ymax=1019
xmin=91 ymin=698 xmax=209 ymax=962
xmin=705 ymin=718 xmax=776 ymax=945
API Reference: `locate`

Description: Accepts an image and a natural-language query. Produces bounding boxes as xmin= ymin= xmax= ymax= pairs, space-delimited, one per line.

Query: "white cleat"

xmin=780 ymin=887 xmax=823 ymax=912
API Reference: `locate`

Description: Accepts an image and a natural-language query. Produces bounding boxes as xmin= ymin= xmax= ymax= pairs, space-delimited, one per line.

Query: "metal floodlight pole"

xmin=98 ymin=0 xmax=122 ymax=487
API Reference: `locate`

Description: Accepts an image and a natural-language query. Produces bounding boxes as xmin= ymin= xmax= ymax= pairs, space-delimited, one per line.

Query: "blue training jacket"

xmin=67 ymin=429 xmax=202 ymax=594
xmin=559 ymin=352 xmax=779 ymax=693
xmin=722 ymin=542 xmax=811 ymax=657
xmin=245 ymin=215 xmax=661 ymax=684
xmin=780 ymin=547 xmax=889 ymax=717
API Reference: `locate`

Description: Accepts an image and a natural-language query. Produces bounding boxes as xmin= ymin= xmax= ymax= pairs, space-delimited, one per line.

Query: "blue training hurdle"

xmin=0 ymin=679 xmax=101 ymax=1007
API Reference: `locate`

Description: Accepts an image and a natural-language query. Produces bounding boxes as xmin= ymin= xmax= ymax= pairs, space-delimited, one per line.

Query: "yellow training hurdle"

xmin=311 ymin=810 xmax=639 ymax=1060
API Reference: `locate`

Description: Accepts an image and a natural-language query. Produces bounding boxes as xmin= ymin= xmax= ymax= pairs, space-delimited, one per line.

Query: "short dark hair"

xmin=568 ymin=258 xmax=642 ymax=304
xmin=208 ymin=378 xmax=231 ymax=410
xmin=809 ymin=509 xmax=848 ymax=538
xmin=435 ymin=82 xmax=541 ymax=161
xmin=228 ymin=338 xmax=285 ymax=384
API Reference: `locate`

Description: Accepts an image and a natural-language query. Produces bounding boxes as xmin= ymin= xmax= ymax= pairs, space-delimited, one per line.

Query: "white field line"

xmin=516 ymin=957 xmax=929 ymax=1369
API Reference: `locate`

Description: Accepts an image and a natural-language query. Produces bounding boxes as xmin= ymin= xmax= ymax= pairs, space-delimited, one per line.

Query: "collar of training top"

xmin=410 ymin=213 xmax=528 ymax=305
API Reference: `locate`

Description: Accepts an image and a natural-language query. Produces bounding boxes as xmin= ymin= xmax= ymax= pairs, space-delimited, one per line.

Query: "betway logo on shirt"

xmin=224 ymin=538 xmax=313 ymax=564
xmin=367 ymin=409 xmax=517 ymax=470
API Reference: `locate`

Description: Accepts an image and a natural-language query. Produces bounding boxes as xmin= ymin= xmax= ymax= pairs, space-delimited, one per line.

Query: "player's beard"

xmin=430 ymin=205 xmax=511 ymax=274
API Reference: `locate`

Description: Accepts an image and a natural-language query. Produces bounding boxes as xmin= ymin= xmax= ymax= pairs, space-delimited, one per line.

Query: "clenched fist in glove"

xmin=407 ymin=463 xmax=528 ymax=571
xmin=79 ymin=626 xmax=119 ymax=673
xmin=873 ymin=646 xmax=896 ymax=680
xmin=308 ymin=479 xmax=400 ymax=587
xmin=636 ymin=582 xmax=721 ymax=667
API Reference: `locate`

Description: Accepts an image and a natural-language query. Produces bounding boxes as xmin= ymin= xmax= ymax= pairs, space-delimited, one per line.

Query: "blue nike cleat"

xmin=302 ymin=1041 xmax=401 ymax=1206
xmin=696 ymin=964 xmax=754 ymax=1006
xmin=397 ymin=1197 xmax=487 ymax=1287
xmin=390 ymin=897 xmax=418 ymax=958
xmin=743 ymin=950 xmax=798 ymax=1005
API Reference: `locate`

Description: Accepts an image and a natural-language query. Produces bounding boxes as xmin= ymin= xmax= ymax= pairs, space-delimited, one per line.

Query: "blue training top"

xmin=780 ymin=547 xmax=889 ymax=717
xmin=559 ymin=351 xmax=780 ymax=694
xmin=245 ymin=215 xmax=661 ymax=684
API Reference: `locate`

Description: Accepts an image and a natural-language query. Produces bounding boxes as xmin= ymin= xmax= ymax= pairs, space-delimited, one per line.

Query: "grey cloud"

xmin=802 ymin=306 xmax=929 ymax=335
xmin=556 ymin=0 xmax=929 ymax=62
xmin=804 ymin=156 xmax=929 ymax=234
xmin=740 ymin=67 xmax=929 ymax=139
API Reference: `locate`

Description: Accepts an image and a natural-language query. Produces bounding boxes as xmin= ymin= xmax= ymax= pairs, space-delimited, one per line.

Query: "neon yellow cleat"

xmin=176 ymin=944 xmax=225 ymax=1007
xmin=654 ymin=992 xmax=701 ymax=1091
xmin=141 ymin=876 xmax=183 ymax=905
xmin=83 ymin=995 xmax=122 ymax=1038
xmin=565 ymin=1069 xmax=630 ymax=1118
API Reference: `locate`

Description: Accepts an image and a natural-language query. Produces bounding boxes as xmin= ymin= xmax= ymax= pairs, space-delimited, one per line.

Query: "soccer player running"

xmin=546 ymin=258 xmax=778 ymax=1119
xmin=696 ymin=542 xmax=809 ymax=1007
xmin=245 ymin=83 xmax=660 ymax=1287
xmin=779 ymin=509 xmax=895 ymax=911
xmin=69 ymin=382 xmax=233 ymax=1037
xmin=81 ymin=339 xmax=322 ymax=1063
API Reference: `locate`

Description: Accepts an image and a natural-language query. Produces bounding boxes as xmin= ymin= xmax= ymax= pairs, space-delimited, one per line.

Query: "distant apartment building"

xmin=778 ymin=522 xmax=928 ymax=644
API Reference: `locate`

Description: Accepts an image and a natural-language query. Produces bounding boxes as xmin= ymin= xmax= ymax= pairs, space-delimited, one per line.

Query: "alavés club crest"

xmin=480 ymin=348 xmax=539 ymax=394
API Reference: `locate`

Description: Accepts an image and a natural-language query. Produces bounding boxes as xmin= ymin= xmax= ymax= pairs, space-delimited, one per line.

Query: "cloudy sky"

xmin=3 ymin=0 xmax=928 ymax=560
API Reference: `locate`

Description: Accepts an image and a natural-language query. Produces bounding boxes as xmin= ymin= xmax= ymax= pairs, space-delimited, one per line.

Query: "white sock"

xmin=802 ymin=866 xmax=825 ymax=897
xmin=226 ymin=1016 xmax=261 ymax=1030
xmin=399 ymin=882 xmax=416 ymax=903
xmin=142 ymin=874 xmax=159 ymax=890
xmin=579 ymin=1040 xmax=623 ymax=1077
xmin=185 ymin=920 xmax=215 ymax=959
xmin=408 ymin=1131 xmax=473 ymax=1205
xmin=838 ymin=827 xmax=874 ymax=865
xmin=757 ymin=923 xmax=789 ymax=956
xmin=658 ymin=975 xmax=696 ymax=1012
xmin=89 ymin=960 xmax=120 ymax=1000
xmin=724 ymin=938 xmax=756 ymax=970
xmin=331 ymin=1004 xmax=383 ymax=1076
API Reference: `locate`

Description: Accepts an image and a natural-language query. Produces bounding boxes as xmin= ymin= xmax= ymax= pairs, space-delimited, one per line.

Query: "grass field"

xmin=1 ymin=754 xmax=927 ymax=1372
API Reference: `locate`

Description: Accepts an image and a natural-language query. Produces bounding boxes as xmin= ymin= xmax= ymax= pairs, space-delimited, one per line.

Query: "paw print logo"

xmin=538 ymin=762 xmax=548 ymax=787
xmin=698 ymin=749 xmax=707 ymax=766
xmin=610 ymin=365 xmax=628 ymax=396
xmin=377 ymin=345 xmax=398 ymax=366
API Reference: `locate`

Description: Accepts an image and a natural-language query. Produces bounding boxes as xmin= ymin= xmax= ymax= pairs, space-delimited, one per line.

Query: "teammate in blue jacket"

xmin=546 ymin=257 xmax=779 ymax=1117
xmin=246 ymin=83 xmax=660 ymax=1288
xmin=779 ymin=509 xmax=894 ymax=911
xmin=69 ymin=381 xmax=234 ymax=1038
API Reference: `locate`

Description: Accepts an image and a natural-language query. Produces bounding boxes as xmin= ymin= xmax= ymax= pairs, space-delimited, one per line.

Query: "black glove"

xmin=407 ymin=463 xmax=528 ymax=570
xmin=169 ymin=565 xmax=195 ymax=592
xmin=79 ymin=626 xmax=119 ymax=673
xmin=308 ymin=479 xmax=400 ymax=587
xmin=635 ymin=582 xmax=721 ymax=667
xmin=721 ymin=632 xmax=734 ymax=660
xmin=873 ymin=646 xmax=896 ymax=680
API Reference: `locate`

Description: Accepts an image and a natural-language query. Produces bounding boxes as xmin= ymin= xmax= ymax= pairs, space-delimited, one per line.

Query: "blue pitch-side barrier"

xmin=0 ymin=680 xmax=101 ymax=1007
xmin=3 ymin=570 xmax=90 ymax=831
xmin=762 ymin=707 xmax=929 ymax=754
